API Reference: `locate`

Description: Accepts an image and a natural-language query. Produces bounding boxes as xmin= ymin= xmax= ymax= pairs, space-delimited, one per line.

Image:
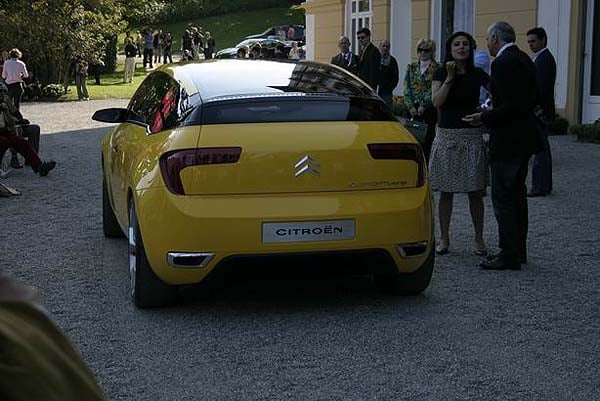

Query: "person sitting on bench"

xmin=1 ymin=82 xmax=55 ymax=176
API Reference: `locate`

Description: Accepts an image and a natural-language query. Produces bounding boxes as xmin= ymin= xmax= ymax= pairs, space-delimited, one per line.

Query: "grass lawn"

xmin=59 ymin=6 xmax=303 ymax=101
xmin=124 ymin=6 xmax=304 ymax=53
xmin=58 ymin=59 xmax=148 ymax=101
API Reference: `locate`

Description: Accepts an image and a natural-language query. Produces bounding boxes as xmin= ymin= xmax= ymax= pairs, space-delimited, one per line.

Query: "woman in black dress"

xmin=430 ymin=31 xmax=490 ymax=256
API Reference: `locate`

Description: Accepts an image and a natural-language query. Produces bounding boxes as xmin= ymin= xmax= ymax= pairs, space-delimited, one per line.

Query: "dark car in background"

xmin=244 ymin=25 xmax=305 ymax=45
xmin=215 ymin=38 xmax=292 ymax=59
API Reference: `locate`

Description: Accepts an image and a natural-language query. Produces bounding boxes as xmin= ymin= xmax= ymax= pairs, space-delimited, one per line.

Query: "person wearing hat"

xmin=0 ymin=81 xmax=56 ymax=176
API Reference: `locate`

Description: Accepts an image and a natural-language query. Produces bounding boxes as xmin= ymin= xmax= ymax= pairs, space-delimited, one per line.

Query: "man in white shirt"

xmin=1 ymin=48 xmax=29 ymax=111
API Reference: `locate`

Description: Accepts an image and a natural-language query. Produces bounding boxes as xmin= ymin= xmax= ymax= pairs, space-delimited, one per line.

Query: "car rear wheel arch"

xmin=128 ymin=196 xmax=177 ymax=308
xmin=373 ymin=247 xmax=435 ymax=295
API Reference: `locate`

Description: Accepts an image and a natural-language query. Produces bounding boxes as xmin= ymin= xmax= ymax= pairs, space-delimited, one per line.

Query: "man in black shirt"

xmin=124 ymin=38 xmax=137 ymax=83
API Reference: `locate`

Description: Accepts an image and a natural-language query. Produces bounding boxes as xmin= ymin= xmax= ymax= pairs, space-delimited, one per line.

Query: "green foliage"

xmin=569 ymin=122 xmax=600 ymax=143
xmin=41 ymin=84 xmax=65 ymax=98
xmin=0 ymin=0 xmax=124 ymax=85
xmin=153 ymin=7 xmax=305 ymax=51
xmin=120 ymin=0 xmax=165 ymax=26
xmin=546 ymin=116 xmax=570 ymax=136
xmin=158 ymin=0 xmax=291 ymax=23
xmin=103 ymin=35 xmax=118 ymax=73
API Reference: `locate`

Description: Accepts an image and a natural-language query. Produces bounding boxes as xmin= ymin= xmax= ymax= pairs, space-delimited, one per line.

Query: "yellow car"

xmin=93 ymin=59 xmax=434 ymax=308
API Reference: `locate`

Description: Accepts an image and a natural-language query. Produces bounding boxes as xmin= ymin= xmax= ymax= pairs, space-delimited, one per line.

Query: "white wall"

xmin=305 ymin=13 xmax=316 ymax=60
xmin=390 ymin=0 xmax=412 ymax=95
xmin=537 ymin=0 xmax=571 ymax=109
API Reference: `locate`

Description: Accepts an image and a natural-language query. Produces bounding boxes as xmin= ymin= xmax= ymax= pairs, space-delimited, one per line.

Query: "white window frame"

xmin=537 ymin=0 xmax=571 ymax=111
xmin=346 ymin=0 xmax=373 ymax=54
xmin=390 ymin=0 xmax=412 ymax=95
xmin=431 ymin=0 xmax=474 ymax=61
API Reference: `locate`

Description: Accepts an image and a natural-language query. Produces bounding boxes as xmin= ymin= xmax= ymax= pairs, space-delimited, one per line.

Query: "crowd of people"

xmin=123 ymin=24 xmax=217 ymax=72
xmin=1 ymin=20 xmax=557 ymax=269
xmin=330 ymin=22 xmax=554 ymax=271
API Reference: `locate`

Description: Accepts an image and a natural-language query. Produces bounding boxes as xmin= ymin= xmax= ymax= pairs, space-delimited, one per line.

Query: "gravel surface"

xmin=1 ymin=100 xmax=599 ymax=400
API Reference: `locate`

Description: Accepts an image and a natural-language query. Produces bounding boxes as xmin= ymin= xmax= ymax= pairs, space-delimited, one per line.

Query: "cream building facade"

xmin=301 ymin=0 xmax=600 ymax=123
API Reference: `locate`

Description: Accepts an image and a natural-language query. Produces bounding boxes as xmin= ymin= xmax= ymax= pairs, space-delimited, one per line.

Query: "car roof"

xmin=166 ymin=59 xmax=377 ymax=103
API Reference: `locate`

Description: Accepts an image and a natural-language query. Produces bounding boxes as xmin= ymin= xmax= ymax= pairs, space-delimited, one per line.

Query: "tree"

xmin=0 ymin=0 xmax=124 ymax=85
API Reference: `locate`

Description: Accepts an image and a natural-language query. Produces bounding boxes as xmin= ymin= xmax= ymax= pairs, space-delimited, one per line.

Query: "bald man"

xmin=331 ymin=36 xmax=358 ymax=75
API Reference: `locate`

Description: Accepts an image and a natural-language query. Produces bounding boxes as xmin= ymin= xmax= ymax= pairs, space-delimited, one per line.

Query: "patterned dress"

xmin=403 ymin=61 xmax=439 ymax=110
xmin=429 ymin=66 xmax=490 ymax=193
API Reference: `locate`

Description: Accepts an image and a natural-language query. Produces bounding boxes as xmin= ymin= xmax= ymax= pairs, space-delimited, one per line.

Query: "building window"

xmin=347 ymin=0 xmax=372 ymax=54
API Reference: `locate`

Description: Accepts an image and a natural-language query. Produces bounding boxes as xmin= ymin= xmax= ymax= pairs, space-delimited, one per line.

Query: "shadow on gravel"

xmin=175 ymin=269 xmax=436 ymax=312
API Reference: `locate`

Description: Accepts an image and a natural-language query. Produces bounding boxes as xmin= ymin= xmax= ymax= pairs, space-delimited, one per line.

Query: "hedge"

xmin=546 ymin=116 xmax=570 ymax=135
xmin=569 ymin=121 xmax=600 ymax=143
xmin=159 ymin=0 xmax=296 ymax=23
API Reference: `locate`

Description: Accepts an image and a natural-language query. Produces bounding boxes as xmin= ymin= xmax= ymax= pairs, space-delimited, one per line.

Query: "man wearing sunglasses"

xmin=356 ymin=27 xmax=381 ymax=89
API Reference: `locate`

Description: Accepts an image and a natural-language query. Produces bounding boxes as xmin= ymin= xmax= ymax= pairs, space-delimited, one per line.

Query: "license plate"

xmin=262 ymin=219 xmax=355 ymax=243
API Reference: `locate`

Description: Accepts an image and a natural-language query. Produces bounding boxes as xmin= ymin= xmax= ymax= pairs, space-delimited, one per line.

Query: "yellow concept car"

xmin=93 ymin=59 xmax=434 ymax=308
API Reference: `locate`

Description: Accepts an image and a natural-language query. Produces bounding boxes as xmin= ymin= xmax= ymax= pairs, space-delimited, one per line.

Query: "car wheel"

xmin=102 ymin=173 xmax=125 ymax=238
xmin=128 ymin=201 xmax=177 ymax=308
xmin=374 ymin=247 xmax=435 ymax=295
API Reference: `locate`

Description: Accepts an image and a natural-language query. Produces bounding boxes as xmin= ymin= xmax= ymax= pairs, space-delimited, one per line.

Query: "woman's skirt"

xmin=428 ymin=126 xmax=488 ymax=193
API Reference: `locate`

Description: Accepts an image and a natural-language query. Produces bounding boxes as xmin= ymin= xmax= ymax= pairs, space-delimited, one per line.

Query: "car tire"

xmin=102 ymin=173 xmax=125 ymax=238
xmin=128 ymin=201 xmax=177 ymax=308
xmin=374 ymin=248 xmax=435 ymax=295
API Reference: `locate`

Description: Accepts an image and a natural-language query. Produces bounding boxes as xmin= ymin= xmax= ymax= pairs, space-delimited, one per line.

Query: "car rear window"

xmin=195 ymin=97 xmax=395 ymax=125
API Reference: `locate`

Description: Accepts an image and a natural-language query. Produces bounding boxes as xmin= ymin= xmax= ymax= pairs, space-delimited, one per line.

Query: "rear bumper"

xmin=135 ymin=186 xmax=433 ymax=285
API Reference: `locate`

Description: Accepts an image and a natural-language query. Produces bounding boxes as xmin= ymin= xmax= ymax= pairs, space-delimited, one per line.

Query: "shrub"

xmin=568 ymin=121 xmax=600 ymax=143
xmin=102 ymin=35 xmax=118 ymax=74
xmin=159 ymin=0 xmax=292 ymax=23
xmin=546 ymin=116 xmax=570 ymax=135
xmin=41 ymin=84 xmax=65 ymax=98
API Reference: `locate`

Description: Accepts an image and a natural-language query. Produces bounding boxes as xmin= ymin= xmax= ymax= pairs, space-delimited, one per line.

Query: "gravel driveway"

xmin=1 ymin=100 xmax=599 ymax=400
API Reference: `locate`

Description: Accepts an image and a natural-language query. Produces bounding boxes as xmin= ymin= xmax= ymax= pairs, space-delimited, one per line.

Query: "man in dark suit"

xmin=527 ymin=27 xmax=555 ymax=197
xmin=356 ymin=27 xmax=381 ymax=89
xmin=331 ymin=36 xmax=358 ymax=75
xmin=463 ymin=21 xmax=541 ymax=271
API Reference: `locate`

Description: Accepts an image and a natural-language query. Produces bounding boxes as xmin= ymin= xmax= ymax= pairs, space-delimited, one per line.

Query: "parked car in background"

xmin=245 ymin=25 xmax=305 ymax=46
xmin=215 ymin=38 xmax=291 ymax=59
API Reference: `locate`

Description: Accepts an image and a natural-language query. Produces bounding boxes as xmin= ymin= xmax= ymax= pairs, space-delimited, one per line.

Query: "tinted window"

xmin=191 ymin=61 xmax=376 ymax=101
xmin=198 ymin=97 xmax=394 ymax=125
xmin=128 ymin=72 xmax=181 ymax=133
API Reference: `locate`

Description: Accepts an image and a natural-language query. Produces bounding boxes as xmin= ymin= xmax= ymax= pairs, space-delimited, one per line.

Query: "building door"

xmin=583 ymin=0 xmax=600 ymax=123
xmin=346 ymin=0 xmax=373 ymax=55
xmin=432 ymin=0 xmax=474 ymax=61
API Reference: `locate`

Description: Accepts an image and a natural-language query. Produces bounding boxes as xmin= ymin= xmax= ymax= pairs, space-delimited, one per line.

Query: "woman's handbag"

xmin=400 ymin=118 xmax=428 ymax=146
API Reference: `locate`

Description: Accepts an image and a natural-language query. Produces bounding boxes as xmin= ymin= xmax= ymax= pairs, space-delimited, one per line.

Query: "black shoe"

xmin=38 ymin=161 xmax=56 ymax=176
xmin=10 ymin=157 xmax=23 ymax=169
xmin=480 ymin=258 xmax=521 ymax=271
xmin=486 ymin=252 xmax=527 ymax=264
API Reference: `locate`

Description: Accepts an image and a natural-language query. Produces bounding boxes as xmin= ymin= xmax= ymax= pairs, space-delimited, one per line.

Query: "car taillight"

xmin=367 ymin=143 xmax=426 ymax=187
xmin=159 ymin=147 xmax=242 ymax=195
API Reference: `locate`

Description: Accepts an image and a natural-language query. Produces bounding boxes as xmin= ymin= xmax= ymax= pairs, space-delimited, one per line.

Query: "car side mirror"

xmin=92 ymin=108 xmax=128 ymax=123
